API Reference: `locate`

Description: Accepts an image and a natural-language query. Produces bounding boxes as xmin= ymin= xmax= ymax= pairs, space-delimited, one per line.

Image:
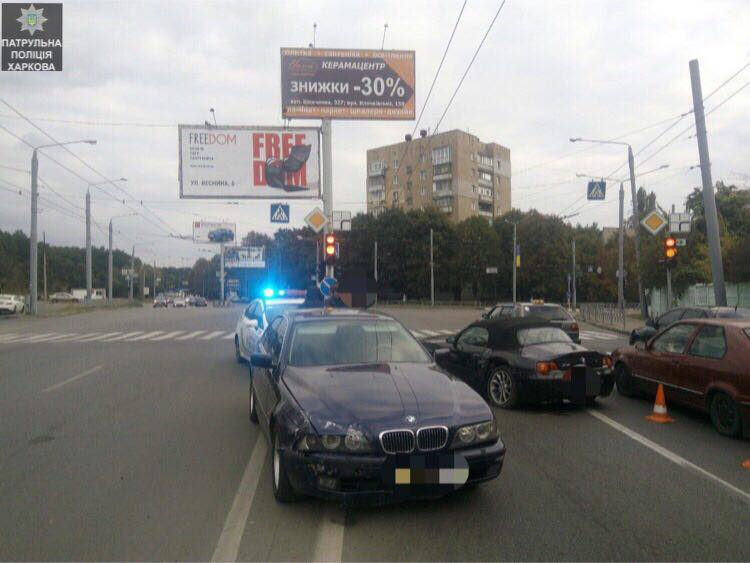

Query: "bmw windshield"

xmin=288 ymin=319 xmax=430 ymax=366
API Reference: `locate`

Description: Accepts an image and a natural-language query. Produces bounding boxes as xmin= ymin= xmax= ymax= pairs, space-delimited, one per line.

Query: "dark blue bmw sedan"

xmin=248 ymin=308 xmax=506 ymax=504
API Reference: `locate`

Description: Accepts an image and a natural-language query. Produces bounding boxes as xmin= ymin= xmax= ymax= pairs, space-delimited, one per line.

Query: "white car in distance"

xmin=234 ymin=293 xmax=304 ymax=363
xmin=0 ymin=294 xmax=25 ymax=314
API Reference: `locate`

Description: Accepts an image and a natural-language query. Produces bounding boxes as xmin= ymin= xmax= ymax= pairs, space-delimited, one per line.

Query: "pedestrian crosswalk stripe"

xmin=25 ymin=333 xmax=71 ymax=343
xmin=50 ymin=333 xmax=90 ymax=342
xmin=78 ymin=332 xmax=121 ymax=342
xmin=151 ymin=330 xmax=185 ymax=341
xmin=127 ymin=331 xmax=164 ymax=341
xmin=176 ymin=330 xmax=205 ymax=340
xmin=61 ymin=333 xmax=102 ymax=342
xmin=10 ymin=333 xmax=56 ymax=343
xmin=438 ymin=329 xmax=455 ymax=335
xmin=580 ymin=330 xmax=619 ymax=341
xmin=43 ymin=333 xmax=79 ymax=342
xmin=200 ymin=330 xmax=225 ymax=340
xmin=104 ymin=331 xmax=143 ymax=341
xmin=0 ymin=333 xmax=18 ymax=341
xmin=222 ymin=332 xmax=236 ymax=340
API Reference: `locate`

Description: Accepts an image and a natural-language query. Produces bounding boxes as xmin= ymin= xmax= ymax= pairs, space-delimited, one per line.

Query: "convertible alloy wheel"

xmin=487 ymin=367 xmax=518 ymax=408
xmin=615 ymin=363 xmax=636 ymax=397
xmin=709 ymin=392 xmax=742 ymax=437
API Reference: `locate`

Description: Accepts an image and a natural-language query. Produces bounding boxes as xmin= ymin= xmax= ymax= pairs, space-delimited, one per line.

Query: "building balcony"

xmin=479 ymin=191 xmax=493 ymax=203
xmin=478 ymin=175 xmax=493 ymax=187
xmin=368 ymin=161 xmax=386 ymax=177
xmin=478 ymin=209 xmax=493 ymax=218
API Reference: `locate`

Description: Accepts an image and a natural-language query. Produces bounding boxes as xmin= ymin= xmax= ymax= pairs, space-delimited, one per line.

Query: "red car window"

xmin=687 ymin=326 xmax=727 ymax=359
xmin=651 ymin=323 xmax=696 ymax=354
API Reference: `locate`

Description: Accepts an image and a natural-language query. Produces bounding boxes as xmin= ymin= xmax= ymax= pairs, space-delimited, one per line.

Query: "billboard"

xmin=193 ymin=221 xmax=236 ymax=243
xmin=225 ymin=246 xmax=265 ymax=269
xmin=281 ymin=48 xmax=415 ymax=120
xmin=179 ymin=125 xmax=320 ymax=199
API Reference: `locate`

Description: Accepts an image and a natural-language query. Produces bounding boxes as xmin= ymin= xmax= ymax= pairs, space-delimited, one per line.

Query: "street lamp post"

xmin=107 ymin=205 xmax=135 ymax=303
xmin=504 ymin=219 xmax=519 ymax=303
xmin=29 ymin=139 xmax=97 ymax=315
xmin=570 ymin=137 xmax=648 ymax=319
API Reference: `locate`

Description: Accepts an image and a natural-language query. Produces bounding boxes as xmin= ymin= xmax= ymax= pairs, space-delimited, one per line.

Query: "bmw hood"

xmin=282 ymin=362 xmax=491 ymax=436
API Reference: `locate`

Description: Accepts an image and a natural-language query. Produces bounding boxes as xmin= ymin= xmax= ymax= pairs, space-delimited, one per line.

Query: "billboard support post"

xmin=220 ymin=242 xmax=225 ymax=306
xmin=322 ymin=119 xmax=334 ymax=279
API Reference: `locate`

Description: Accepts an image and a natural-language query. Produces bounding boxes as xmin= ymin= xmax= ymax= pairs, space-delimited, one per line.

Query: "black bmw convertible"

xmin=433 ymin=318 xmax=614 ymax=408
xmin=248 ymin=309 xmax=505 ymax=503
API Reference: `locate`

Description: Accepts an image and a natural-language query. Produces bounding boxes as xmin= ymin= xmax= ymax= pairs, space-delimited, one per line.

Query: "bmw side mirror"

xmin=446 ymin=335 xmax=456 ymax=346
xmin=250 ymin=353 xmax=274 ymax=369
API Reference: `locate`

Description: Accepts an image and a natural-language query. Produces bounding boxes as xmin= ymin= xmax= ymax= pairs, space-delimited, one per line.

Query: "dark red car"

xmin=612 ymin=319 xmax=750 ymax=437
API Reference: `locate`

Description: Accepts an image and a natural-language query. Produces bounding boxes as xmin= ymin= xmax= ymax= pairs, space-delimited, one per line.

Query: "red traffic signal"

xmin=664 ymin=236 xmax=677 ymax=262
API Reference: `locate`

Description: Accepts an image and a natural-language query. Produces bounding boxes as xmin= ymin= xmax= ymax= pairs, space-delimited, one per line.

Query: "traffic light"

xmin=324 ymin=233 xmax=338 ymax=265
xmin=664 ymin=236 xmax=677 ymax=267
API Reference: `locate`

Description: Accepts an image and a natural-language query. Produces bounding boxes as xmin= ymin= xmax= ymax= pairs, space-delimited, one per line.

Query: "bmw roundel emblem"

xmin=405 ymin=415 xmax=416 ymax=424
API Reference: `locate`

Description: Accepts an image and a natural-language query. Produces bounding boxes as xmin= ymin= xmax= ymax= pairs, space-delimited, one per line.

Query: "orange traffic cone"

xmin=646 ymin=384 xmax=674 ymax=423
xmin=742 ymin=459 xmax=750 ymax=470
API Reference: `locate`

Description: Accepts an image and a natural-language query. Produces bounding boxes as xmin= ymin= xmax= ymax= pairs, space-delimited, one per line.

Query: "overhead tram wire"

xmin=0 ymin=113 xmax=175 ymax=128
xmin=432 ymin=0 xmax=507 ymax=133
xmin=0 ymin=121 xmax=178 ymax=239
xmin=0 ymin=98 xmax=180 ymax=236
xmin=390 ymin=0 xmax=467 ymax=180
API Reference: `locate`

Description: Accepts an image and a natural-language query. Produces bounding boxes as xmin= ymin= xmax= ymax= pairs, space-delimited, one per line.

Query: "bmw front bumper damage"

xmin=282 ymin=439 xmax=506 ymax=505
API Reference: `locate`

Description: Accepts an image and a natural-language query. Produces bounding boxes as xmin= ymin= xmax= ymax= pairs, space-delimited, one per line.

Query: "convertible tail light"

xmin=569 ymin=322 xmax=579 ymax=332
xmin=536 ymin=361 xmax=558 ymax=376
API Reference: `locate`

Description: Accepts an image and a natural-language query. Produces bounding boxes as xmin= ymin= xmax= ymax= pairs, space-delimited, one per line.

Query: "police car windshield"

xmin=518 ymin=327 xmax=572 ymax=346
xmin=289 ymin=319 xmax=430 ymax=366
xmin=525 ymin=306 xmax=570 ymax=321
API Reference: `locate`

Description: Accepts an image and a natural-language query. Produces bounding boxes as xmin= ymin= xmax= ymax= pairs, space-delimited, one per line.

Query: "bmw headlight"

xmin=295 ymin=427 xmax=374 ymax=454
xmin=450 ymin=420 xmax=498 ymax=449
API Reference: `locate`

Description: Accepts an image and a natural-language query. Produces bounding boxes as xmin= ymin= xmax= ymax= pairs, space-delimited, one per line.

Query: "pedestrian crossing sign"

xmin=270 ymin=203 xmax=290 ymax=223
xmin=587 ymin=180 xmax=606 ymax=200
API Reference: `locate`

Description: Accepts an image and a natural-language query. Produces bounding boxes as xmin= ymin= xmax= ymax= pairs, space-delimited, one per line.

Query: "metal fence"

xmin=577 ymin=302 xmax=628 ymax=329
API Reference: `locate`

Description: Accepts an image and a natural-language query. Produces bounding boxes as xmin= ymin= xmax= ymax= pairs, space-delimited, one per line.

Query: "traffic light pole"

xmin=666 ymin=267 xmax=673 ymax=309
xmin=511 ymin=223 xmax=517 ymax=303
xmin=430 ymin=228 xmax=434 ymax=307
xmin=321 ymin=119 xmax=334 ymax=280
xmin=628 ymin=146 xmax=648 ymax=320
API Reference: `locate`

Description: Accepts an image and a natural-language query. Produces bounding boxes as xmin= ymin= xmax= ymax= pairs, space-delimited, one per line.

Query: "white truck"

xmin=71 ymin=288 xmax=106 ymax=301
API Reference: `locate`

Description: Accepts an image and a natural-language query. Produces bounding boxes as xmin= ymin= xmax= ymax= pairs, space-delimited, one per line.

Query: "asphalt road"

xmin=0 ymin=305 xmax=748 ymax=561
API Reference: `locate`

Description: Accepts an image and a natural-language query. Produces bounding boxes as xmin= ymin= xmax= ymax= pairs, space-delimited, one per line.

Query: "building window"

xmin=472 ymin=168 xmax=476 ymax=176
xmin=420 ymin=169 xmax=426 ymax=180
xmin=471 ymin=153 xmax=475 ymax=161
xmin=471 ymin=202 xmax=476 ymax=211
xmin=392 ymin=158 xmax=399 ymax=169
xmin=433 ymin=179 xmax=451 ymax=193
xmin=420 ymin=187 xmax=426 ymax=196
xmin=392 ymin=175 xmax=398 ymax=185
xmin=472 ymin=185 xmax=477 ymax=193
xmin=432 ymin=146 xmax=451 ymax=165
xmin=479 ymin=170 xmax=493 ymax=182
xmin=393 ymin=191 xmax=400 ymax=203
xmin=407 ymin=181 xmax=412 ymax=191
xmin=406 ymin=165 xmax=412 ymax=174
xmin=419 ymin=152 xmax=425 ymax=163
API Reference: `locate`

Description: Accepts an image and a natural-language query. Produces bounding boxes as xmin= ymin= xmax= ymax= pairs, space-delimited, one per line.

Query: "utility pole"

xmin=85 ymin=189 xmax=92 ymax=305
xmin=618 ymin=182 xmax=625 ymax=311
xmin=690 ymin=59 xmax=726 ymax=306
xmin=153 ymin=260 xmax=156 ymax=300
xmin=628 ymin=147 xmax=647 ymax=319
xmin=511 ymin=222 xmax=517 ymax=303
xmin=140 ymin=265 xmax=145 ymax=300
xmin=321 ymin=119 xmax=334 ymax=279
xmin=29 ymin=148 xmax=39 ymax=315
xmin=572 ymin=238 xmax=577 ymax=310
xmin=108 ymin=220 xmax=113 ymax=303
xmin=42 ymin=231 xmax=48 ymax=301
xmin=374 ymin=240 xmax=378 ymax=304
xmin=567 ymin=274 xmax=571 ymax=309
xmin=129 ymin=246 xmax=134 ymax=303
xmin=430 ymin=228 xmax=435 ymax=306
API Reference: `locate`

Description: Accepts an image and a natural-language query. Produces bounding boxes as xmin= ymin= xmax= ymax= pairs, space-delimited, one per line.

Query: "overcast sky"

xmin=1 ymin=0 xmax=748 ymax=266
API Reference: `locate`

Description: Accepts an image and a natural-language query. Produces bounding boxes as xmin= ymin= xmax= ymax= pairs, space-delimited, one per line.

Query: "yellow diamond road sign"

xmin=305 ymin=207 xmax=328 ymax=233
xmin=641 ymin=210 xmax=667 ymax=235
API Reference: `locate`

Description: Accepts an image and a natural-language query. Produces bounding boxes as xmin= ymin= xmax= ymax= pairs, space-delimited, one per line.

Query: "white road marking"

xmin=222 ymin=332 xmax=236 ymax=340
xmin=150 ymin=330 xmax=185 ymax=341
xmin=77 ymin=332 xmax=121 ymax=342
xmin=587 ymin=409 xmax=750 ymax=504
xmin=410 ymin=330 xmax=424 ymax=338
xmin=103 ymin=331 xmax=143 ymax=341
xmin=127 ymin=331 xmax=164 ymax=341
xmin=42 ymin=365 xmax=104 ymax=393
xmin=312 ymin=504 xmax=346 ymax=563
xmin=177 ymin=330 xmax=206 ymax=340
xmin=7 ymin=333 xmax=56 ymax=343
xmin=200 ymin=330 xmax=225 ymax=340
xmin=421 ymin=329 xmax=439 ymax=337
xmin=438 ymin=329 xmax=455 ymax=335
xmin=0 ymin=333 xmax=18 ymax=341
xmin=580 ymin=330 xmax=619 ymax=341
xmin=42 ymin=333 xmax=79 ymax=342
xmin=211 ymin=437 xmax=268 ymax=563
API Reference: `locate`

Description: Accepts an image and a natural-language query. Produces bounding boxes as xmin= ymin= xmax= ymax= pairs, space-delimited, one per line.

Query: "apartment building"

xmin=366 ymin=129 xmax=511 ymax=222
